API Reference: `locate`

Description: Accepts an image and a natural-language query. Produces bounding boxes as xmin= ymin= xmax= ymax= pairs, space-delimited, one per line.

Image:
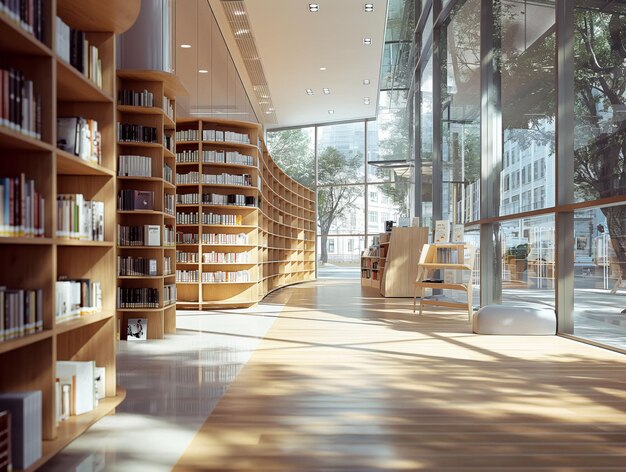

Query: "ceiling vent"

xmin=221 ymin=1 xmax=277 ymax=124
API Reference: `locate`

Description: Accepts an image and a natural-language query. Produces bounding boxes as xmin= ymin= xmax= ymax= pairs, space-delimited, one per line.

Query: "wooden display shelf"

xmin=201 ymin=140 xmax=258 ymax=150
xmin=56 ymin=150 xmax=115 ymax=176
xmin=55 ymin=311 xmax=115 ymax=335
xmin=201 ymin=162 xmax=257 ymax=170
xmin=0 ymin=237 xmax=53 ymax=245
xmin=0 ymin=330 xmax=53 ymax=355
xmin=0 ymin=126 xmax=53 ymax=152
xmin=117 ymin=141 xmax=162 ymax=149
xmin=56 ymin=59 xmax=113 ymax=103
xmin=117 ymin=104 xmax=166 ymax=116
xmin=31 ymin=389 xmax=127 ymax=472
xmin=117 ymin=275 xmax=169 ymax=280
xmin=56 ymin=239 xmax=114 ymax=247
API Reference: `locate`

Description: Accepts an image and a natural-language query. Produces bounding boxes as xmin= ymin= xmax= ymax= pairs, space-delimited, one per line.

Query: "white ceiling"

xmin=212 ymin=0 xmax=389 ymax=129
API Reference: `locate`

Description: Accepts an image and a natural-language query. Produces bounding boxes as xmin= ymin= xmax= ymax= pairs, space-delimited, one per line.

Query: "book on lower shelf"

xmin=0 ymin=67 xmax=42 ymax=138
xmin=56 ymin=361 xmax=96 ymax=417
xmin=126 ymin=318 xmax=146 ymax=341
xmin=0 ymin=287 xmax=44 ymax=341
xmin=0 ymin=391 xmax=42 ymax=471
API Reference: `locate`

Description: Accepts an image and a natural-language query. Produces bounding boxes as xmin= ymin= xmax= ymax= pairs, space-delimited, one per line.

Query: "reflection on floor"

xmin=41 ymin=291 xmax=289 ymax=472
xmin=176 ymin=279 xmax=626 ymax=471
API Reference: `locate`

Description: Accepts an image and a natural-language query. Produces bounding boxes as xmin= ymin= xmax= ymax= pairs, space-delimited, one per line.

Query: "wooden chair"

xmin=413 ymin=243 xmax=477 ymax=320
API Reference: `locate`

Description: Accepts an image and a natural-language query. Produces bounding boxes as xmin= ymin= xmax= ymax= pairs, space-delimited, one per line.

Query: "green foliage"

xmin=266 ymin=128 xmax=314 ymax=188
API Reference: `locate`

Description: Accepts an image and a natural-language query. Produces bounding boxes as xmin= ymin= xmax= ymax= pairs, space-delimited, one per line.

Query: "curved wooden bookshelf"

xmin=175 ymin=118 xmax=316 ymax=309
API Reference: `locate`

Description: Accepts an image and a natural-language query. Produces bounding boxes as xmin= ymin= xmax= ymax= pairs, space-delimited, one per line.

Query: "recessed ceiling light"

xmin=364 ymin=97 xmax=371 ymax=104
xmin=180 ymin=44 xmax=192 ymax=49
xmin=309 ymin=3 xmax=319 ymax=12
xmin=199 ymin=69 xmax=208 ymax=74
xmin=320 ymin=67 xmax=327 ymax=71
xmin=365 ymin=3 xmax=374 ymax=12
xmin=363 ymin=79 xmax=371 ymax=85
xmin=323 ymin=88 xmax=330 ymax=94
xmin=328 ymin=110 xmax=334 ymax=115
xmin=305 ymin=89 xmax=314 ymax=95
xmin=363 ymin=38 xmax=372 ymax=45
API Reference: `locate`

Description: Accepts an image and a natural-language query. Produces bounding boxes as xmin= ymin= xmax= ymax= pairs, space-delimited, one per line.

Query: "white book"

xmin=144 ymin=224 xmax=160 ymax=246
xmin=452 ymin=224 xmax=465 ymax=243
xmin=56 ymin=361 xmax=96 ymax=415
xmin=434 ymin=220 xmax=450 ymax=243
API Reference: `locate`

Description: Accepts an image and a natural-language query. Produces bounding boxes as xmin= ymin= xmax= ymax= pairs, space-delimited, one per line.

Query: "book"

xmin=56 ymin=361 xmax=95 ymax=415
xmin=56 ymin=117 xmax=102 ymax=163
xmin=56 ymin=195 xmax=104 ymax=240
xmin=0 ymin=173 xmax=45 ymax=237
xmin=127 ymin=318 xmax=147 ymax=340
xmin=144 ymin=224 xmax=160 ymax=246
xmin=434 ymin=220 xmax=450 ymax=243
xmin=452 ymin=224 xmax=465 ymax=243
xmin=55 ymin=279 xmax=102 ymax=321
xmin=94 ymin=367 xmax=106 ymax=402
xmin=0 ymin=67 xmax=41 ymax=138
xmin=411 ymin=217 xmax=420 ymax=227
xmin=0 ymin=391 xmax=42 ymax=470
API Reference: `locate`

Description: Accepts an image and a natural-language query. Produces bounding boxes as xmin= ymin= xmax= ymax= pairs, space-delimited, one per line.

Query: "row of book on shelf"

xmin=202 ymin=252 xmax=250 ymax=263
xmin=56 ymin=278 xmax=102 ymax=322
xmin=57 ymin=116 xmax=102 ymax=164
xmin=177 ymin=193 xmax=257 ymax=207
xmin=0 ymin=173 xmax=45 ymax=237
xmin=116 ymin=286 xmax=177 ymax=309
xmin=0 ymin=66 xmax=42 ymax=138
xmin=0 ymin=0 xmax=45 ymax=42
xmin=117 ymin=224 xmax=174 ymax=247
xmin=175 ymin=150 xmax=255 ymax=166
xmin=55 ymin=17 xmax=103 ymax=89
xmin=176 ymin=251 xmax=198 ymax=263
xmin=56 ymin=194 xmax=104 ymax=241
xmin=176 ymin=129 xmax=251 ymax=144
xmin=202 ymin=270 xmax=251 ymax=283
xmin=118 ymin=256 xmax=173 ymax=277
xmin=174 ymin=232 xmax=249 ymax=245
xmin=117 ymin=89 xmax=175 ymax=121
xmin=175 ymin=171 xmax=252 ymax=186
xmin=176 ymin=212 xmax=245 ymax=226
xmin=116 ymin=123 xmax=158 ymax=144
xmin=0 ymin=287 xmax=43 ymax=342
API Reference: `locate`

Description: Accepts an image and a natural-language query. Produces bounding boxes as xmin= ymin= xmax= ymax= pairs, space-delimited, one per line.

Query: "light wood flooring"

xmin=174 ymin=279 xmax=626 ymax=471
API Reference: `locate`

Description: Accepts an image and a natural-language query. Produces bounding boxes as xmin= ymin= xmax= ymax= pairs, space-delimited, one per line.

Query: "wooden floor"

xmin=174 ymin=279 xmax=626 ymax=471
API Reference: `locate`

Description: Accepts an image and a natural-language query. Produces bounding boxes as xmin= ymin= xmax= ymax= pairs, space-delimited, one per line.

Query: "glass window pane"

xmin=317 ymin=235 xmax=365 ymax=279
xmin=499 ymin=214 xmax=556 ymax=308
xmin=368 ymin=183 xmax=410 ymax=234
xmin=266 ymin=127 xmax=315 ymax=187
xmin=574 ymin=3 xmax=626 ymax=202
xmin=573 ymin=203 xmax=626 ymax=350
xmin=317 ymin=186 xmax=365 ymax=236
xmin=500 ymin=1 xmax=555 ymax=217
xmin=317 ymin=122 xmax=365 ymax=184
xmin=440 ymin=0 xmax=481 ymax=224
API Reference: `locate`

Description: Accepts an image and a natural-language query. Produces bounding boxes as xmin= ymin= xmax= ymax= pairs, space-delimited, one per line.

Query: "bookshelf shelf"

xmin=0 ymin=330 xmax=53 ymax=356
xmin=55 ymin=311 xmax=115 ymax=335
xmin=116 ymin=69 xmax=184 ymax=340
xmin=0 ymin=16 xmax=52 ymax=56
xmin=56 ymin=0 xmax=140 ymax=33
xmin=56 ymin=151 xmax=116 ymax=176
xmin=35 ymin=389 xmax=127 ymax=472
xmin=175 ymin=118 xmax=315 ymax=309
xmin=0 ymin=2 xmax=128 ymax=466
xmin=0 ymin=126 xmax=53 ymax=151
xmin=56 ymin=59 xmax=113 ymax=103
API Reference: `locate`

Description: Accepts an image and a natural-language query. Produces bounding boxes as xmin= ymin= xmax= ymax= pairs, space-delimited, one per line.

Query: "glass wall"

xmin=411 ymin=0 xmax=626 ymax=351
xmin=268 ymin=120 xmax=411 ymax=279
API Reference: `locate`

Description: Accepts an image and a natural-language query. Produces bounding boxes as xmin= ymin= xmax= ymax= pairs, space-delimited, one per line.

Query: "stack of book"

xmin=55 ymin=18 xmax=102 ymax=88
xmin=117 ymin=190 xmax=154 ymax=211
xmin=0 ymin=67 xmax=42 ymax=138
xmin=201 ymin=270 xmax=251 ymax=283
xmin=116 ymin=123 xmax=158 ymax=143
xmin=176 ymin=232 xmax=198 ymax=244
xmin=176 ymin=270 xmax=199 ymax=282
xmin=57 ymin=117 xmax=102 ymax=164
xmin=164 ymin=194 xmax=175 ymax=215
xmin=201 ymin=173 xmax=251 ymax=186
xmin=117 ymin=89 xmax=154 ymax=107
xmin=163 ymin=225 xmax=175 ymax=246
xmin=176 ymin=149 xmax=199 ymax=163
xmin=164 ymin=284 xmax=176 ymax=306
xmin=176 ymin=171 xmax=199 ymax=185
xmin=175 ymin=129 xmax=199 ymax=142
xmin=176 ymin=211 xmax=199 ymax=225
xmin=201 ymin=213 xmax=243 ymax=226
xmin=55 ymin=361 xmax=104 ymax=422
xmin=56 ymin=194 xmax=104 ymax=241
xmin=0 ymin=173 xmax=45 ymax=237
xmin=202 ymin=129 xmax=249 ymax=144
xmin=0 ymin=287 xmax=44 ymax=341
xmin=201 ymin=233 xmax=248 ymax=245
xmin=117 ymin=256 xmax=157 ymax=277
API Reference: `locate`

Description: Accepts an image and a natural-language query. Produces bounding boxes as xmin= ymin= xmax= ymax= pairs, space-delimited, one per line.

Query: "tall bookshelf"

xmin=175 ymin=118 xmax=315 ymax=309
xmin=116 ymin=70 xmax=184 ymax=340
xmin=0 ymin=0 xmax=139 ymax=468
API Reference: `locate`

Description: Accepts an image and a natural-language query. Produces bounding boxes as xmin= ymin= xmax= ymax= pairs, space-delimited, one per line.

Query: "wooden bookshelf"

xmin=175 ymin=118 xmax=315 ymax=309
xmin=116 ymin=70 xmax=184 ymax=340
xmin=0 ymin=1 xmax=138 ymax=469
